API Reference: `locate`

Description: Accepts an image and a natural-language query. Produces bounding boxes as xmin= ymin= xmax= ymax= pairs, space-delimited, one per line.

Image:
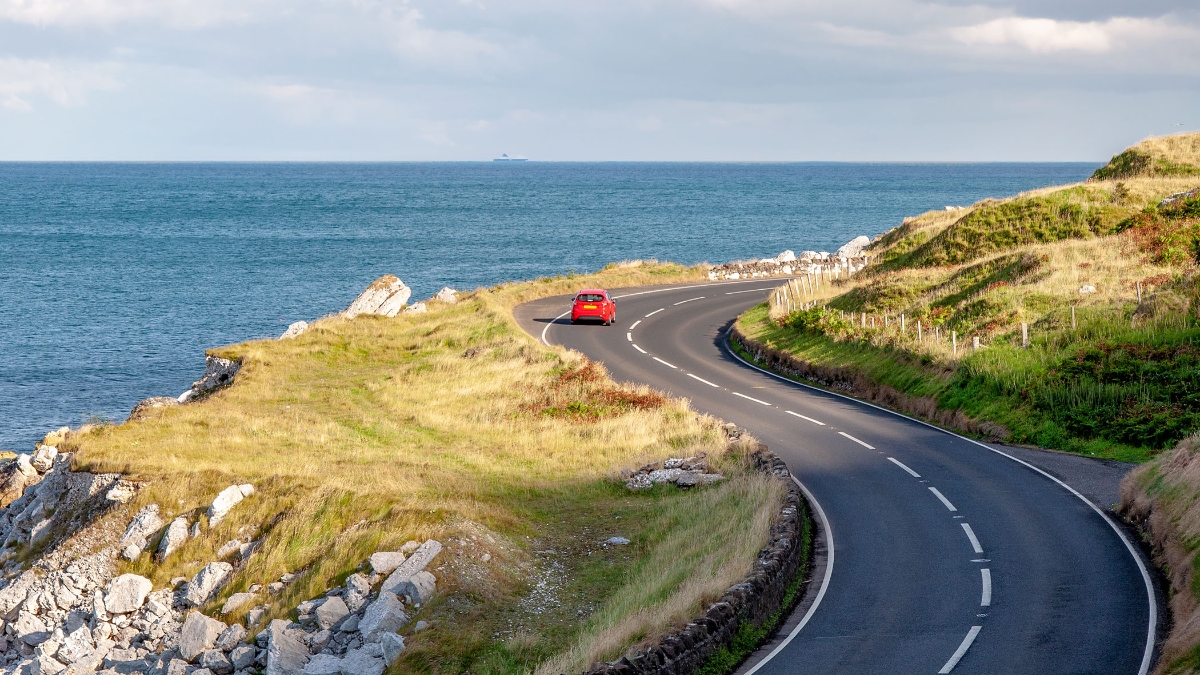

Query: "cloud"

xmin=0 ymin=58 xmax=119 ymax=111
xmin=254 ymin=82 xmax=374 ymax=125
xmin=389 ymin=7 xmax=508 ymax=72
xmin=951 ymin=16 xmax=1184 ymax=53
xmin=0 ymin=0 xmax=249 ymax=27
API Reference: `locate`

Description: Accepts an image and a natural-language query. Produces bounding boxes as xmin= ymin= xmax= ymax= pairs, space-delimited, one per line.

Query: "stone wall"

xmin=576 ymin=447 xmax=808 ymax=675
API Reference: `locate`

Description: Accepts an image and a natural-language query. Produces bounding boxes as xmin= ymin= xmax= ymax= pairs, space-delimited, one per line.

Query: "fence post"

xmin=917 ymin=321 xmax=922 ymax=342
xmin=935 ymin=326 xmax=940 ymax=341
xmin=901 ymin=314 xmax=906 ymax=332
xmin=1071 ymin=305 xmax=1076 ymax=330
xmin=871 ymin=315 xmax=875 ymax=328
xmin=1136 ymin=281 xmax=1142 ymax=305
xmin=861 ymin=312 xmax=866 ymax=327
xmin=1022 ymin=322 xmax=1028 ymax=348
xmin=952 ymin=331 xmax=957 ymax=356
xmin=972 ymin=336 xmax=980 ymax=351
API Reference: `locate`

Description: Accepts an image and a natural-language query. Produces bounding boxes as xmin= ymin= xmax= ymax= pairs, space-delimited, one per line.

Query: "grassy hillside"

xmin=740 ymin=132 xmax=1200 ymax=462
xmin=54 ymin=262 xmax=790 ymax=674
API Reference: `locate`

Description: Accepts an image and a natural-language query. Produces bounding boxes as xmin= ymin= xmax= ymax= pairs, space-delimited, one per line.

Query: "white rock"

xmin=343 ymin=275 xmax=412 ymax=319
xmin=357 ymin=593 xmax=409 ymax=643
xmin=280 ymin=321 xmax=309 ymax=340
xmin=179 ymin=611 xmax=227 ymax=662
xmin=15 ymin=612 xmax=51 ymax=645
xmin=315 ymin=596 xmax=349 ymax=630
xmin=799 ymin=250 xmax=818 ymax=260
xmin=208 ymin=485 xmax=248 ymax=527
xmin=1079 ymin=285 xmax=1097 ymax=294
xmin=184 ymin=562 xmax=234 ymax=607
xmin=178 ymin=390 xmax=196 ymax=404
xmin=199 ymin=649 xmax=233 ymax=673
xmin=265 ymin=625 xmax=310 ymax=675
xmin=32 ymin=653 xmax=66 ymax=675
xmin=433 ymin=287 xmax=458 ymax=304
xmin=103 ymin=575 xmax=152 ymax=614
xmin=157 ymin=516 xmax=190 ymax=561
xmin=380 ymin=633 xmax=405 ymax=665
xmin=606 ymin=537 xmax=630 ymax=545
xmin=31 ymin=446 xmax=58 ymax=473
xmin=230 ymin=645 xmax=256 ymax=670
xmin=340 ymin=648 xmax=385 ymax=675
xmin=646 ymin=468 xmax=683 ymax=484
xmin=835 ymin=235 xmax=871 ymax=258
xmin=118 ymin=504 xmax=164 ymax=555
xmin=777 ymin=250 xmax=796 ymax=263
xmin=369 ymin=552 xmax=405 ymax=575
xmin=402 ymin=302 xmax=427 ymax=314
xmin=380 ymin=541 xmax=442 ymax=596
xmin=302 ymin=654 xmax=342 ymax=675
xmin=105 ymin=481 xmax=137 ymax=504
xmin=221 ymin=592 xmax=257 ymax=615
xmin=215 ymin=623 xmax=248 ymax=651
xmin=395 ymin=572 xmax=435 ymax=606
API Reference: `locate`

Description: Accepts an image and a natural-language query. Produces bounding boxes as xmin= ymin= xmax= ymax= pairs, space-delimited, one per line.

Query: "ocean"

xmin=0 ymin=161 xmax=1097 ymax=449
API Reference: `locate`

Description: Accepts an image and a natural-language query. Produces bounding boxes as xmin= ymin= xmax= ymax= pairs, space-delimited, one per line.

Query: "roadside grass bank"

xmin=743 ymin=132 xmax=1200 ymax=463
xmin=1121 ymin=433 xmax=1200 ymax=675
xmin=40 ymin=260 xmax=796 ymax=674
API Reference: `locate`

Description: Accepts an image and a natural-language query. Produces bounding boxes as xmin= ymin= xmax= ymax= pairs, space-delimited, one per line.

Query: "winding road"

xmin=514 ymin=279 xmax=1158 ymax=675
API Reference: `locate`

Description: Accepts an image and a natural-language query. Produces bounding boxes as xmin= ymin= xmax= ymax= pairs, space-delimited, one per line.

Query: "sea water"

xmin=0 ymin=161 xmax=1096 ymax=449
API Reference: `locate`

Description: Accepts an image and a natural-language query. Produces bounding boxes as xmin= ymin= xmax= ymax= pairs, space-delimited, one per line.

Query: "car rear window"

xmin=577 ymin=294 xmax=605 ymax=302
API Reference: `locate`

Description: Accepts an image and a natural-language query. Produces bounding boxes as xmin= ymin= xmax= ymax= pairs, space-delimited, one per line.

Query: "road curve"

xmin=514 ymin=279 xmax=1157 ymax=675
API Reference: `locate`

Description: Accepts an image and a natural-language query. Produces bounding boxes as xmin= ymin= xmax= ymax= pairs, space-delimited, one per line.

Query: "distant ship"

xmin=493 ymin=154 xmax=528 ymax=162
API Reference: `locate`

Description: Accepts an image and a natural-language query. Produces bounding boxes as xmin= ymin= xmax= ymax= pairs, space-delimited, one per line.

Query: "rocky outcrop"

xmin=117 ymin=505 xmax=164 ymax=560
xmin=343 ymin=275 xmax=412 ymax=319
xmin=621 ymin=453 xmax=724 ymax=490
xmin=433 ymin=287 xmax=458 ymax=304
xmin=129 ymin=397 xmax=180 ymax=421
xmin=179 ymin=356 xmax=241 ymax=403
xmin=207 ymin=484 xmax=254 ymax=527
xmin=578 ymin=446 xmax=807 ymax=675
xmin=707 ymin=239 xmax=871 ymax=282
xmin=280 ymin=321 xmax=308 ymax=340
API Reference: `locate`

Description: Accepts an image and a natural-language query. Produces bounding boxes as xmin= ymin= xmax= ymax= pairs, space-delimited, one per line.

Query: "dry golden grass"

xmin=51 ymin=262 xmax=782 ymax=674
xmin=1127 ymin=131 xmax=1200 ymax=168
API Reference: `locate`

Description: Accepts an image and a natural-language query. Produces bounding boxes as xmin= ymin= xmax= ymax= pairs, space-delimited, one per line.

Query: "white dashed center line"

xmin=645 ymin=308 xmax=665 ymax=317
xmin=839 ymin=432 xmax=876 ymax=449
xmin=673 ymin=296 xmax=705 ymax=305
xmin=887 ymin=457 xmax=921 ymax=477
xmin=626 ymin=332 xmax=632 ymax=341
xmin=629 ymin=320 xmax=641 ymax=329
xmin=980 ymin=568 xmax=992 ymax=607
xmin=632 ymin=344 xmax=647 ymax=354
xmin=653 ymin=357 xmax=678 ymax=369
xmin=938 ymin=626 xmax=982 ymax=674
xmin=929 ymin=487 xmax=958 ymax=512
xmin=732 ymin=392 xmax=772 ymax=405
xmin=961 ymin=523 xmax=984 ymax=554
xmin=784 ymin=411 xmax=825 ymax=425
xmin=687 ymin=373 xmax=720 ymax=387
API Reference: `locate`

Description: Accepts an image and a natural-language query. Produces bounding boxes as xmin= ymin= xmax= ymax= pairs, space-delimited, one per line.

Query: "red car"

xmin=571 ymin=289 xmax=617 ymax=325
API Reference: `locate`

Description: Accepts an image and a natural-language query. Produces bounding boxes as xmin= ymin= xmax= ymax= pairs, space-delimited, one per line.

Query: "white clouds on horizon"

xmin=950 ymin=15 xmax=1193 ymax=54
xmin=0 ymin=57 xmax=119 ymax=111
xmin=0 ymin=0 xmax=248 ymax=27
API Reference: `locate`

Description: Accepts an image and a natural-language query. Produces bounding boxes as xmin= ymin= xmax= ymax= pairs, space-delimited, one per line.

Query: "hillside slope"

xmin=738 ymin=131 xmax=1200 ymax=461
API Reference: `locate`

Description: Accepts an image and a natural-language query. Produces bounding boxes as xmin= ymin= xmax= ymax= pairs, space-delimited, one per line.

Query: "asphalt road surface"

xmin=514 ymin=278 xmax=1157 ymax=675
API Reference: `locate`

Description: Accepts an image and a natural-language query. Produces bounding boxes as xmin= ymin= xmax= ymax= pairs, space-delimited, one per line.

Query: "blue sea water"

xmin=0 ymin=161 xmax=1097 ymax=450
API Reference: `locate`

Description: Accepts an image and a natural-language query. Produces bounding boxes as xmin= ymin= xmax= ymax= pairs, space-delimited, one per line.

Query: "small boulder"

xmin=229 ymin=645 xmax=256 ymax=670
xmin=380 ymin=540 xmax=442 ymax=595
xmin=402 ymin=302 xmax=427 ymax=314
xmin=280 ymin=321 xmax=308 ymax=340
xmin=433 ymin=287 xmax=458 ymax=304
xmin=380 ymin=633 xmax=405 ymax=665
xmin=340 ymin=650 xmax=385 ymax=675
xmin=157 ymin=516 xmax=190 ymax=561
xmin=199 ymin=649 xmax=234 ymax=674
xmin=265 ymin=625 xmax=309 ymax=675
xmin=835 ymin=235 xmax=871 ymax=258
xmin=605 ymin=537 xmax=630 ymax=545
xmin=314 ymin=596 xmax=349 ymax=631
xmin=776 ymin=250 xmax=796 ymax=263
xmin=184 ymin=562 xmax=234 ymax=607
xmin=192 ymin=356 xmax=241 ymax=396
xmin=118 ymin=504 xmax=164 ymax=555
xmin=214 ymin=623 xmax=248 ymax=651
xmin=357 ymin=593 xmax=409 ymax=643
xmin=368 ymin=551 xmax=405 ymax=575
xmin=179 ymin=612 xmax=227 ymax=662
xmin=14 ymin=611 xmax=51 ymax=645
xmin=1079 ymin=285 xmax=1097 ymax=294
xmin=103 ymin=574 xmax=153 ymax=614
xmin=395 ymin=572 xmax=435 ymax=606
xmin=129 ymin=396 xmax=180 ymax=421
xmin=221 ymin=592 xmax=257 ymax=615
xmin=207 ymin=485 xmax=253 ymax=527
xmin=0 ymin=455 xmax=39 ymax=507
xmin=302 ymin=653 xmax=342 ymax=675
xmin=343 ymin=275 xmax=412 ymax=319
xmin=31 ymin=445 xmax=58 ymax=473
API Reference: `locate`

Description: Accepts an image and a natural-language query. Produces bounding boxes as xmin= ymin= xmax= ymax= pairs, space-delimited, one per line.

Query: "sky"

xmin=1 ymin=0 xmax=1198 ymax=161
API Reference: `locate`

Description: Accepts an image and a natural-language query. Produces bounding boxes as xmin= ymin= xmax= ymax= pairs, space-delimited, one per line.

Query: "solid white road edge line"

xmin=838 ymin=431 xmax=875 ymax=449
xmin=981 ymin=568 xmax=992 ymax=607
xmin=938 ymin=626 xmax=982 ymax=674
xmin=687 ymin=373 xmax=720 ymax=388
xmin=929 ymin=487 xmax=958 ymax=512
xmin=733 ymin=392 xmax=772 ymax=405
xmin=645 ymin=308 xmax=665 ymax=317
xmin=741 ymin=474 xmax=835 ymax=675
xmin=632 ymin=344 xmax=647 ymax=354
xmin=725 ymin=288 xmax=775 ymax=295
xmin=722 ymin=339 xmax=1157 ymax=675
xmin=541 ymin=310 xmax=571 ymax=346
xmin=785 ymin=410 xmax=825 ymax=426
xmin=629 ymin=320 xmax=641 ymax=329
xmin=961 ymin=523 xmax=984 ymax=554
xmin=673 ymin=296 xmax=705 ymax=305
xmin=887 ymin=457 xmax=921 ymax=478
xmin=653 ymin=357 xmax=677 ymax=369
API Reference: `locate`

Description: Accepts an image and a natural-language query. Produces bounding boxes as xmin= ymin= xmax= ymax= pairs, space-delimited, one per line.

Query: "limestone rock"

xmin=265 ymin=625 xmax=309 ymax=675
xmin=0 ymin=455 xmax=40 ymax=507
xmin=314 ymin=596 xmax=348 ymax=631
xmin=433 ymin=287 xmax=458 ymax=304
xmin=229 ymin=645 xmax=256 ymax=670
xmin=676 ymin=471 xmax=724 ymax=487
xmin=340 ymin=648 xmax=385 ymax=675
xmin=129 ymin=396 xmax=180 ymax=421
xmin=368 ymin=551 xmax=405 ymax=575
xmin=835 ymin=235 xmax=871 ymax=258
xmin=280 ymin=321 xmax=308 ymax=340
xmin=605 ymin=536 xmax=630 ymax=545
xmin=402 ymin=302 xmax=427 ymax=314
xmin=380 ymin=632 xmax=405 ymax=665
xmin=343 ymin=574 xmax=372 ymax=612
xmin=179 ymin=612 xmax=227 ymax=662
xmin=15 ymin=611 xmax=51 ymax=645
xmin=118 ymin=504 xmax=164 ymax=556
xmin=343 ymin=275 xmax=412 ymax=319
xmin=184 ymin=562 xmax=233 ymax=607
xmin=357 ymin=593 xmax=408 ymax=643
xmin=104 ymin=574 xmax=153 ymax=614
xmin=302 ymin=653 xmax=342 ymax=675
xmin=31 ymin=446 xmax=58 ymax=473
xmin=395 ymin=571 xmax=435 ymax=606
xmin=1079 ymin=285 xmax=1097 ymax=294
xmin=105 ymin=481 xmax=137 ymax=504
xmin=157 ymin=516 xmax=190 ymax=561
xmin=220 ymin=592 xmax=256 ymax=616
xmin=199 ymin=649 xmax=234 ymax=674
xmin=776 ymin=250 xmax=796 ymax=263
xmin=207 ymin=484 xmax=253 ymax=527
xmin=33 ymin=653 xmax=67 ymax=674
xmin=214 ymin=623 xmax=247 ymax=651
xmin=192 ymin=356 xmax=241 ymax=397
xmin=380 ymin=540 xmax=442 ymax=595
